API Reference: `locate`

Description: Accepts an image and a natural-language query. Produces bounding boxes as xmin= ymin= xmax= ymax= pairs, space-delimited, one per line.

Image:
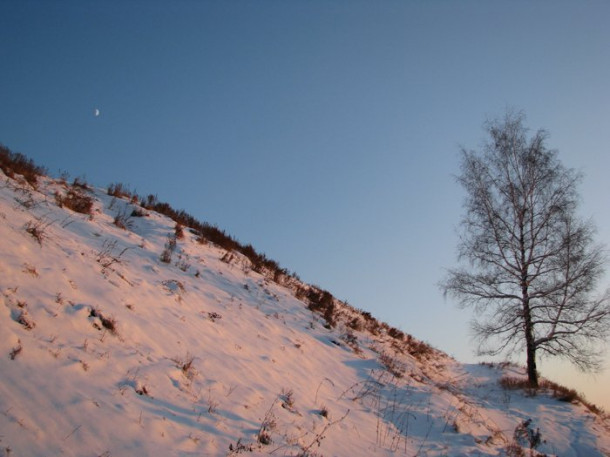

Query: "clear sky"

xmin=2 ymin=0 xmax=609 ymax=408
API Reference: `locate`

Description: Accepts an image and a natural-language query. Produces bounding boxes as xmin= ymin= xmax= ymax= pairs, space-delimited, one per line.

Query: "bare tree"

xmin=441 ymin=111 xmax=610 ymax=386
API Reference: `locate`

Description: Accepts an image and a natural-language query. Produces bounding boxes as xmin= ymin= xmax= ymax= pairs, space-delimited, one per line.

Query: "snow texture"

xmin=1 ymin=170 xmax=609 ymax=457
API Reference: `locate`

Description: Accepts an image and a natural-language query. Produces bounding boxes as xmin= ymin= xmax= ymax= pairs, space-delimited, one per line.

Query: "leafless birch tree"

xmin=441 ymin=111 xmax=610 ymax=386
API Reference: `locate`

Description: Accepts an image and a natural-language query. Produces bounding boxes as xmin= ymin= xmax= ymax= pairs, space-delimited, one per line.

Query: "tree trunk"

xmin=520 ymin=216 xmax=539 ymax=387
xmin=523 ymin=298 xmax=539 ymax=387
xmin=525 ymin=335 xmax=538 ymax=387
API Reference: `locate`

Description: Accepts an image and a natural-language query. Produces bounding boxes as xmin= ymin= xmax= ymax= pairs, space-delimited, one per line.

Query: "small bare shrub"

xmin=135 ymin=384 xmax=149 ymax=396
xmin=172 ymin=352 xmax=197 ymax=380
xmin=0 ymin=144 xmax=46 ymax=186
xmin=387 ymin=326 xmax=405 ymax=340
xmin=207 ymin=311 xmax=222 ymax=322
xmin=113 ymin=208 xmax=133 ymax=230
xmin=341 ymin=331 xmax=361 ymax=354
xmin=258 ymin=429 xmax=272 ymax=445
xmin=323 ymin=301 xmax=336 ymax=328
xmin=160 ymin=234 xmax=177 ymax=263
xmin=257 ymin=402 xmax=277 ymax=445
xmin=195 ymin=231 xmax=207 ymax=245
xmin=513 ymin=419 xmax=542 ymax=453
xmin=499 ymin=376 xmax=539 ymax=397
xmin=22 ymin=263 xmax=39 ymax=277
xmin=207 ymin=388 xmax=219 ymax=414
xmin=131 ymin=207 xmax=147 ymax=217
xmin=538 ymin=378 xmax=578 ymax=402
xmin=174 ymin=223 xmax=184 ymax=239
xmin=280 ymin=388 xmax=295 ymax=410
xmin=228 ymin=439 xmax=253 ymax=454
xmin=379 ymin=352 xmax=405 ymax=378
xmin=89 ymin=308 xmax=118 ymax=336
xmin=348 ymin=317 xmax=363 ymax=331
xmin=56 ymin=188 xmax=93 ymax=215
xmin=9 ymin=340 xmax=22 ymax=360
xmin=24 ymin=218 xmax=52 ymax=245
xmin=58 ymin=170 xmax=70 ymax=185
xmin=504 ymin=442 xmax=525 ymax=457
xmin=16 ymin=310 xmax=35 ymax=330
xmin=159 ymin=248 xmax=170 ymax=264
xmin=350 ymin=309 xmax=382 ymax=335
xmin=404 ymin=335 xmax=435 ymax=360
xmin=499 ymin=376 xmax=531 ymax=390
xmin=176 ymin=254 xmax=191 ymax=272
xmin=96 ymin=239 xmax=130 ymax=273
xmin=107 ymin=182 xmax=132 ymax=199
xmin=297 ymin=408 xmax=350 ymax=456
xmin=71 ymin=176 xmax=90 ymax=190
xmin=101 ymin=315 xmax=117 ymax=333
xmin=14 ymin=189 xmax=36 ymax=208
xmin=539 ymin=379 xmax=602 ymax=414
xmin=500 ymin=374 xmax=602 ymax=414
xmin=304 ymin=287 xmax=338 ymax=328
xmin=220 ymin=252 xmax=233 ymax=264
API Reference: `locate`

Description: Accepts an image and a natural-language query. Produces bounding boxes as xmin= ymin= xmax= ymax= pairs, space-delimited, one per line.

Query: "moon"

xmin=94 ymin=108 xmax=100 ymax=117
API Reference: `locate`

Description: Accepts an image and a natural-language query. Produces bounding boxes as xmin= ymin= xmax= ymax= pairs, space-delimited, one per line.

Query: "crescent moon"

xmin=94 ymin=109 xmax=100 ymax=117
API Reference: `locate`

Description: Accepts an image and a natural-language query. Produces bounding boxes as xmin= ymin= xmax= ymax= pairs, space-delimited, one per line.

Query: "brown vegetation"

xmin=0 ymin=143 xmax=46 ymax=186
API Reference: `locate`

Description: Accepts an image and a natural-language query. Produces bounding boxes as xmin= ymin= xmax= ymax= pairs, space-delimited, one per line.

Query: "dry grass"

xmin=89 ymin=308 xmax=118 ymax=336
xmin=379 ymin=352 xmax=405 ymax=378
xmin=55 ymin=188 xmax=93 ymax=215
xmin=16 ymin=310 xmax=35 ymax=330
xmin=107 ymin=182 xmax=132 ymax=199
xmin=0 ymin=144 xmax=46 ymax=186
xmin=172 ymin=352 xmax=197 ymax=381
xmin=24 ymin=219 xmax=52 ymax=245
xmin=499 ymin=375 xmax=604 ymax=415
xmin=9 ymin=340 xmax=23 ymax=360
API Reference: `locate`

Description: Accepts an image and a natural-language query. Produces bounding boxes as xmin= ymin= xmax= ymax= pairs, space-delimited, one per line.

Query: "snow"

xmin=1 ymin=170 xmax=609 ymax=456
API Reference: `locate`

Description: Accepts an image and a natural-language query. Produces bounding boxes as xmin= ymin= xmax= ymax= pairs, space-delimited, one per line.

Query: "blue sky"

xmin=2 ymin=0 xmax=610 ymax=407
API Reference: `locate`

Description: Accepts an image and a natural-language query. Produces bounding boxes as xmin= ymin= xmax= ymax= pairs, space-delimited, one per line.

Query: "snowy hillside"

xmin=1 ymin=160 xmax=609 ymax=456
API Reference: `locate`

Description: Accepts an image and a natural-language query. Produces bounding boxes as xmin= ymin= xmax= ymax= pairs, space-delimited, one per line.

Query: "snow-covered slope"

xmin=1 ymin=169 xmax=609 ymax=457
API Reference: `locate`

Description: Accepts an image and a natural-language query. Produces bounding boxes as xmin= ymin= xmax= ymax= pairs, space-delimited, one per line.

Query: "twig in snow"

xmin=314 ymin=377 xmax=335 ymax=405
xmin=63 ymin=425 xmax=82 ymax=441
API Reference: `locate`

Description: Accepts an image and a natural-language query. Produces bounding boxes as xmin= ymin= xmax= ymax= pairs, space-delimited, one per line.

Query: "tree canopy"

xmin=442 ymin=111 xmax=610 ymax=386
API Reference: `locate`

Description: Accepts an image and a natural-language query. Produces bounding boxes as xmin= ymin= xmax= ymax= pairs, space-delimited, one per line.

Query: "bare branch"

xmin=441 ymin=111 xmax=610 ymax=385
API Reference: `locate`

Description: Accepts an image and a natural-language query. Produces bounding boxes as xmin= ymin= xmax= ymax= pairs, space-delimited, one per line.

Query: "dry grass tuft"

xmin=499 ymin=375 xmax=604 ymax=415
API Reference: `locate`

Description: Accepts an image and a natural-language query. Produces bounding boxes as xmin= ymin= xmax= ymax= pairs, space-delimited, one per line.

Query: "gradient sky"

xmin=2 ymin=0 xmax=610 ymax=408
